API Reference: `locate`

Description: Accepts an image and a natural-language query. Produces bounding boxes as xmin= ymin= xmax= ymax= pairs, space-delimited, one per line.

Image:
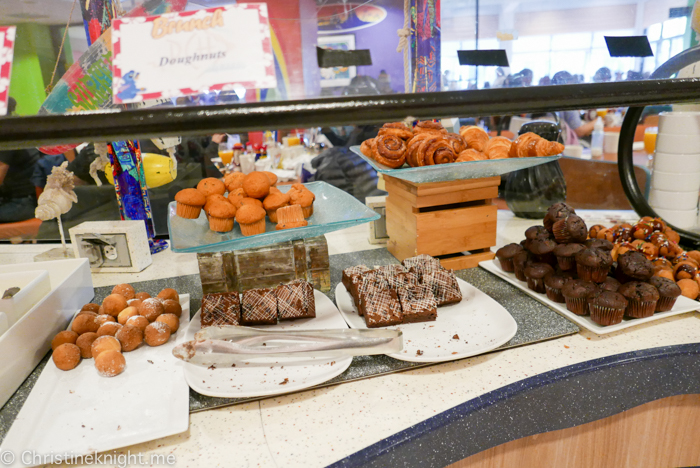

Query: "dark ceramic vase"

xmin=503 ymin=121 xmax=567 ymax=219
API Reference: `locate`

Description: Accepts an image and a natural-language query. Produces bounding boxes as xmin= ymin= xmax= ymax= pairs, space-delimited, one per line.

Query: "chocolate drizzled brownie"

xmin=374 ymin=264 xmax=408 ymax=276
xmin=276 ymin=279 xmax=315 ymax=320
xmin=352 ymin=271 xmax=386 ymax=315
xmin=342 ymin=265 xmax=370 ymax=291
xmin=382 ymin=271 xmax=420 ymax=291
xmin=397 ymin=283 xmax=437 ymax=323
xmin=423 ymin=269 xmax=462 ymax=306
xmin=360 ymin=283 xmax=403 ymax=328
xmin=201 ymin=292 xmax=241 ymax=328
xmin=402 ymin=254 xmax=441 ymax=270
xmin=241 ymin=288 xmax=278 ymax=325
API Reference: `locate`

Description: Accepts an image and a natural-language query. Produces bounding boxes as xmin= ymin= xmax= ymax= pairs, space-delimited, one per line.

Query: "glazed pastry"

xmin=413 ymin=120 xmax=447 ymax=135
xmin=458 ymin=126 xmax=489 ymax=152
xmin=484 ymin=136 xmax=511 ymax=159
xmin=443 ymin=133 xmax=467 ymax=153
xmin=372 ymin=134 xmax=407 ymax=168
xmin=405 ymin=133 xmax=434 ymax=166
xmin=411 ymin=137 xmax=457 ymax=166
xmin=456 ymin=149 xmax=487 ymax=162
xmin=378 ymin=122 xmax=413 ymax=140
xmin=677 ymin=278 xmax=699 ymax=299
xmin=360 ymin=138 xmax=374 ymax=157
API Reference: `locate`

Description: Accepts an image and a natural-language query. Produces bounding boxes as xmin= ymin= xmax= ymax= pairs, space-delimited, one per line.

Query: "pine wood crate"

xmin=385 ymin=175 xmax=498 ymax=270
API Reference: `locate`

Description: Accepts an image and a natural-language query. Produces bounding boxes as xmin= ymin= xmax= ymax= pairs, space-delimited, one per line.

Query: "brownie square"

xmin=402 ymin=254 xmax=441 ymax=270
xmin=350 ymin=271 xmax=383 ymax=315
xmin=423 ymin=269 xmax=462 ymax=306
xmin=397 ymin=284 xmax=437 ymax=323
xmin=382 ymin=271 xmax=420 ymax=291
xmin=342 ymin=265 xmax=370 ymax=291
xmin=201 ymin=292 xmax=241 ymax=328
xmin=374 ymin=264 xmax=408 ymax=276
xmin=276 ymin=279 xmax=316 ymax=320
xmin=360 ymin=283 xmax=403 ymax=328
xmin=241 ymin=288 xmax=278 ymax=325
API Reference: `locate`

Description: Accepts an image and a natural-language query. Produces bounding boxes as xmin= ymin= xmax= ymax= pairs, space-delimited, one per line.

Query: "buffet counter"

xmin=1 ymin=210 xmax=699 ymax=468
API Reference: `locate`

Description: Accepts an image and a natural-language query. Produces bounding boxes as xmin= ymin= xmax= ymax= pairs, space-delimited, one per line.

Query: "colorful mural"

xmin=411 ymin=0 xmax=441 ymax=93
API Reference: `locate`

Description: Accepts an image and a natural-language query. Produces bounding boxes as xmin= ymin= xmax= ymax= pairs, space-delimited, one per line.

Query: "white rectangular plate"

xmin=480 ymin=259 xmax=700 ymax=335
xmin=0 ymin=295 xmax=191 ymax=467
xmin=184 ymin=289 xmax=352 ymax=398
xmin=335 ymin=278 xmax=518 ymax=363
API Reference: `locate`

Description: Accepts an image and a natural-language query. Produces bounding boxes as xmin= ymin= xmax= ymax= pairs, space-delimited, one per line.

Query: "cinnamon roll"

xmin=372 ymin=134 xmax=407 ymax=168
xmin=485 ymin=136 xmax=512 ymax=160
xmin=415 ymin=137 xmax=456 ymax=166
xmin=360 ymin=138 xmax=374 ymax=157
xmin=444 ymin=133 xmax=467 ymax=153
xmin=406 ymin=133 xmax=434 ymax=167
xmin=378 ymin=122 xmax=414 ymax=140
xmin=414 ymin=120 xmax=447 ymax=135
xmin=459 ymin=126 xmax=489 ymax=152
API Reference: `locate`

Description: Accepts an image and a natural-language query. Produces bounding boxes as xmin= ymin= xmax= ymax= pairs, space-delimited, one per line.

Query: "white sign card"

xmin=111 ymin=4 xmax=276 ymax=104
xmin=0 ymin=26 xmax=17 ymax=116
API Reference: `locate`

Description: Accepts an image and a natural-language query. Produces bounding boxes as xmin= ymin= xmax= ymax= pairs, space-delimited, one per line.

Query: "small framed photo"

xmin=318 ymin=34 xmax=356 ymax=88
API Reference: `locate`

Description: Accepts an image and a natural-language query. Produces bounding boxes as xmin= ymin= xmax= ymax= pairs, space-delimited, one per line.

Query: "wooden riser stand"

xmin=385 ymin=175 xmax=498 ymax=270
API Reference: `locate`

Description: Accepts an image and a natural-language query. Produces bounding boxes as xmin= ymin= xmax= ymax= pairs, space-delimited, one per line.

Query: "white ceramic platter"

xmin=480 ymin=259 xmax=700 ymax=335
xmin=335 ymin=278 xmax=518 ymax=363
xmin=183 ymin=289 xmax=352 ymax=398
xmin=0 ymin=295 xmax=191 ymax=467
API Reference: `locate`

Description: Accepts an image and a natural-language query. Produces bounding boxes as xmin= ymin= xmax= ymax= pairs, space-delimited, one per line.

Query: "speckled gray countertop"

xmin=0 ymin=248 xmax=578 ymax=442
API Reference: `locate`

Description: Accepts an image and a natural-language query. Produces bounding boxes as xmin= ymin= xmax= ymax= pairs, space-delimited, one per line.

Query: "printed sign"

xmin=0 ymin=26 xmax=16 ymax=116
xmin=112 ymin=4 xmax=276 ymax=104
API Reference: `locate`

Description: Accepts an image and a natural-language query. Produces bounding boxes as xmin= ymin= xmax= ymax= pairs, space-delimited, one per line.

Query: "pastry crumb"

xmin=279 ymin=378 xmax=289 ymax=385
xmin=416 ymin=350 xmax=424 ymax=356
xmin=452 ymin=334 xmax=459 ymax=340
xmin=208 ymin=365 xmax=216 ymax=370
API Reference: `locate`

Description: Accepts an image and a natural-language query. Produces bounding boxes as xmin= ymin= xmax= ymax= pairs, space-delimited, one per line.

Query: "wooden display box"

xmin=197 ymin=236 xmax=330 ymax=294
xmin=385 ymin=176 xmax=498 ymax=270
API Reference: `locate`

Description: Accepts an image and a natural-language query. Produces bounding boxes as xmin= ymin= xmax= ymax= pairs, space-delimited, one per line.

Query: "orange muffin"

xmin=174 ymin=188 xmax=206 ymax=219
xmin=204 ymin=194 xmax=230 ymax=217
xmin=224 ymin=172 xmax=246 ymax=192
xmin=238 ymin=197 xmax=264 ymax=209
xmin=288 ymin=188 xmax=315 ymax=218
xmin=197 ymin=178 xmax=226 ymax=197
xmin=269 ymin=186 xmax=281 ymax=194
xmin=235 ymin=204 xmax=267 ymax=236
xmin=207 ymin=201 xmax=237 ymax=233
xmin=242 ymin=172 xmax=271 ymax=199
xmin=275 ymin=204 xmax=308 ymax=230
xmin=227 ymin=187 xmax=247 ymax=208
xmin=262 ymin=192 xmax=291 ymax=223
xmin=263 ymin=171 xmax=278 ymax=186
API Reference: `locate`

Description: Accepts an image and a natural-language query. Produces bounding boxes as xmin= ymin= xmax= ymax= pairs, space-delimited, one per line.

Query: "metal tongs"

xmin=172 ymin=326 xmax=403 ymax=367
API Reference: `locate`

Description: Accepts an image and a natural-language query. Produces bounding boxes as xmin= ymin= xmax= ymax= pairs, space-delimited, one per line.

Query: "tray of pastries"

xmin=351 ymin=121 xmax=562 ymax=183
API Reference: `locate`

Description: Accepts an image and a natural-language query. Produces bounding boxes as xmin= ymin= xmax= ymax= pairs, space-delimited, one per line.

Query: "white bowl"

xmin=648 ymin=189 xmax=699 ymax=211
xmin=653 ymin=152 xmax=700 ymax=173
xmin=653 ymin=207 xmax=698 ymax=230
xmin=655 ymin=133 xmax=700 ymax=154
xmin=658 ymin=111 xmax=700 ymax=136
xmin=651 ymin=170 xmax=700 ymax=192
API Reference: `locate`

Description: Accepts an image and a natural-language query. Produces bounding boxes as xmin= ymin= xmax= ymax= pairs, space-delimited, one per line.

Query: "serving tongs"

xmin=172 ymin=326 xmax=403 ymax=366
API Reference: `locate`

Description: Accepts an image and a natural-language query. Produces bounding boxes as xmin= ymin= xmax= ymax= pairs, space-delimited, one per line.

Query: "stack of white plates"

xmin=650 ymin=112 xmax=700 ymax=229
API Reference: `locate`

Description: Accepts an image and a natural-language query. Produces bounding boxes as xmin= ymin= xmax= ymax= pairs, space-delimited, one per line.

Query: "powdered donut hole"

xmin=96 ymin=321 xmax=122 ymax=337
xmin=115 ymin=325 xmax=144 ymax=352
xmin=135 ymin=292 xmax=151 ymax=301
xmin=102 ymin=294 xmax=128 ymax=317
xmin=98 ymin=306 xmax=105 ymax=314
xmin=127 ymin=298 xmax=143 ymax=309
xmin=76 ymin=310 xmax=97 ymax=319
xmin=157 ymin=288 xmax=179 ymax=302
xmin=111 ymin=283 xmax=135 ymax=300
xmin=91 ymin=335 xmax=121 ymax=358
xmin=95 ymin=314 xmax=116 ymax=327
xmin=161 ymin=299 xmax=182 ymax=318
xmin=51 ymin=330 xmax=79 ymax=350
xmin=156 ymin=313 xmax=180 ymax=333
xmin=138 ymin=298 xmax=164 ymax=322
xmin=117 ymin=306 xmax=139 ymax=325
xmin=81 ymin=303 xmax=101 ymax=313
xmin=53 ymin=343 xmax=81 ymax=371
xmin=75 ymin=332 xmax=98 ymax=358
xmin=71 ymin=314 xmax=99 ymax=335
xmin=144 ymin=322 xmax=171 ymax=347
xmin=94 ymin=350 xmax=125 ymax=377
xmin=126 ymin=315 xmax=149 ymax=332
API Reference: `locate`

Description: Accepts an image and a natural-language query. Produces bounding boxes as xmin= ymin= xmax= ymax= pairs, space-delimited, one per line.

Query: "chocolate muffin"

xmin=544 ymin=202 xmax=576 ymax=233
xmin=524 ymin=263 xmax=554 ymax=294
xmin=584 ymin=238 xmax=614 ymax=251
xmin=496 ymin=243 xmax=524 ymax=273
xmin=562 ymin=279 xmax=598 ymax=315
xmin=525 ymin=225 xmax=551 ymax=241
xmin=513 ymin=250 xmax=531 ymax=282
xmin=599 ymin=276 xmax=621 ymax=292
xmin=553 ymin=243 xmax=585 ymax=271
xmin=544 ymin=271 xmax=573 ymax=303
xmin=552 ymin=215 xmax=588 ymax=244
xmin=575 ymin=248 xmax=613 ymax=283
xmin=616 ymin=250 xmax=653 ymax=283
xmin=528 ymin=238 xmax=557 ymax=265
xmin=618 ymin=282 xmax=659 ymax=318
xmin=649 ymin=276 xmax=682 ymax=312
xmin=589 ymin=291 xmax=628 ymax=326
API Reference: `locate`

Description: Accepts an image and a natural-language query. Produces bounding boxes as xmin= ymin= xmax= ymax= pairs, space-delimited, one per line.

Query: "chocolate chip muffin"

xmin=616 ymin=250 xmax=653 ymax=283
xmin=589 ymin=291 xmax=628 ymax=326
xmin=544 ymin=271 xmax=573 ymax=303
xmin=524 ymin=263 xmax=554 ymax=294
xmin=584 ymin=238 xmax=614 ymax=251
xmin=553 ymin=243 xmax=585 ymax=271
xmin=513 ymin=250 xmax=532 ymax=282
xmin=649 ymin=276 xmax=682 ymax=312
xmin=544 ymin=202 xmax=576 ymax=233
xmin=575 ymin=248 xmax=613 ymax=283
xmin=495 ymin=243 xmax=524 ymax=273
xmin=528 ymin=238 xmax=557 ymax=265
xmin=562 ymin=279 xmax=598 ymax=315
xmin=618 ymin=281 xmax=659 ymax=318
xmin=552 ymin=215 xmax=588 ymax=244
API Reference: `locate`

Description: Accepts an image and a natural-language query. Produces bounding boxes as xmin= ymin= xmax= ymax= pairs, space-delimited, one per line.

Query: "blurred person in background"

xmin=551 ymin=71 xmax=596 ymax=144
xmin=593 ymin=67 xmax=612 ymax=83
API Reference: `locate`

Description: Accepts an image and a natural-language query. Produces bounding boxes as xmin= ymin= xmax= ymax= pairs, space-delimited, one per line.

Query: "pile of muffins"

xmin=342 ymin=254 xmax=462 ymax=328
xmin=174 ymin=171 xmax=315 ymax=236
xmin=50 ymin=285 xmax=182 ymax=377
xmin=360 ymin=121 xmax=564 ymax=169
xmin=495 ymin=203 xmax=692 ymax=327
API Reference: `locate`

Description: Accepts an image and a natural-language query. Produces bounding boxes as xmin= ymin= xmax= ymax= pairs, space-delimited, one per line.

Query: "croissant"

xmin=484 ymin=136 xmax=511 ymax=160
xmin=360 ymin=138 xmax=374 ymax=157
xmin=510 ymin=132 xmax=565 ymax=157
xmin=378 ymin=122 xmax=414 ymax=140
xmin=459 ymin=126 xmax=489 ymax=152
xmin=414 ymin=120 xmax=447 ymax=136
xmin=456 ymin=149 xmax=488 ymax=162
xmin=444 ymin=133 xmax=467 ymax=153
xmin=509 ymin=132 xmax=539 ymax=157
xmin=372 ymin=134 xmax=407 ymax=168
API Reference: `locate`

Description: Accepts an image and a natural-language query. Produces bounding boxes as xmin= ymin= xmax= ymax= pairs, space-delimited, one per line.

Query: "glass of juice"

xmin=644 ymin=127 xmax=658 ymax=154
xmin=219 ymin=142 xmax=234 ymax=165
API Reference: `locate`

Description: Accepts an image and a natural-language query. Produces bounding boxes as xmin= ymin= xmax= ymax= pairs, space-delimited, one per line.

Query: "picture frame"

xmin=318 ymin=34 xmax=356 ymax=88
